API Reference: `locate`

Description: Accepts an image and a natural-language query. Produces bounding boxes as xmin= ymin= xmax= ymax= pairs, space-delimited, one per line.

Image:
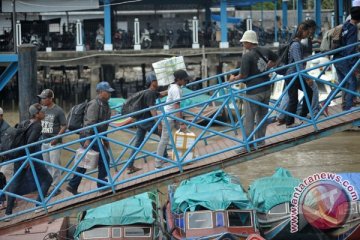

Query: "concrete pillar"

xmin=219 ymin=0 xmax=229 ymax=49
xmin=90 ymin=66 xmax=100 ymax=99
xmin=18 ymin=44 xmax=37 ymax=122
xmin=134 ymin=18 xmax=141 ymax=50
xmin=192 ymin=16 xmax=200 ymax=49
xmin=76 ymin=19 xmax=85 ymax=51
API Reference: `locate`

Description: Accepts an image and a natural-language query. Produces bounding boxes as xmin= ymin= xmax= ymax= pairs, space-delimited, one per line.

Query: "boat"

xmin=74 ymin=192 xmax=165 ymax=240
xmin=164 ymin=170 xmax=261 ymax=240
xmin=248 ymin=168 xmax=329 ymax=240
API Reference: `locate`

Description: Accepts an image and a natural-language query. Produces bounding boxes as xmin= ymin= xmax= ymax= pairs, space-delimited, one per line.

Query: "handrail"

xmin=1 ymin=42 xmax=360 ymax=221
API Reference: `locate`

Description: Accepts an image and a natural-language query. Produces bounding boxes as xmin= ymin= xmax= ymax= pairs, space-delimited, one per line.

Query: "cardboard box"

xmin=172 ymin=130 xmax=196 ymax=161
xmin=74 ymin=148 xmax=99 ymax=170
xmin=152 ymin=56 xmax=186 ymax=86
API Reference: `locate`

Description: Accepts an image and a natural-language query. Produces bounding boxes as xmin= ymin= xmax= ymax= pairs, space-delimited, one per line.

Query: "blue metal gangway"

xmin=0 ymin=42 xmax=360 ymax=233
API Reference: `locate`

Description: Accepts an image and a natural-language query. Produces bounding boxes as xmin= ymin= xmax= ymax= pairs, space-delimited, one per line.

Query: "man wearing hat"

xmin=38 ymin=89 xmax=67 ymax=196
xmin=334 ymin=6 xmax=360 ymax=111
xmin=127 ymin=72 xmax=168 ymax=174
xmin=5 ymin=103 xmax=53 ymax=220
xmin=66 ymin=81 xmax=114 ymax=195
xmin=155 ymin=69 xmax=188 ymax=169
xmin=229 ymin=30 xmax=278 ymax=152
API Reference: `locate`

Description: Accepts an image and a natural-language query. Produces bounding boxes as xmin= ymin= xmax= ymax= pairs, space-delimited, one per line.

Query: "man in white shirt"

xmin=155 ymin=69 xmax=188 ymax=169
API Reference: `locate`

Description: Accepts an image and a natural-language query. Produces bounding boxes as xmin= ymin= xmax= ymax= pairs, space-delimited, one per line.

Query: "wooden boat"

xmin=164 ymin=170 xmax=261 ymax=240
xmin=74 ymin=192 xmax=165 ymax=240
xmin=248 ymin=168 xmax=329 ymax=240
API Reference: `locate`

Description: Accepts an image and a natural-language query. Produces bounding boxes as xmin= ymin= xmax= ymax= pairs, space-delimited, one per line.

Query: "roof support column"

xmin=104 ymin=0 xmax=113 ymax=51
xmin=297 ymin=0 xmax=303 ymax=25
xmin=338 ymin=0 xmax=344 ymax=23
xmin=274 ymin=0 xmax=279 ymax=46
xmin=219 ymin=0 xmax=228 ymax=48
xmin=282 ymin=1 xmax=288 ymax=31
xmin=315 ymin=0 xmax=321 ymax=36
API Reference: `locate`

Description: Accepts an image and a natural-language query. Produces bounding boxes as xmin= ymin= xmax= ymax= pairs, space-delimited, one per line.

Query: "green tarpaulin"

xmin=248 ymin=168 xmax=301 ymax=213
xmin=74 ymin=192 xmax=155 ymax=238
xmin=171 ymin=170 xmax=253 ymax=214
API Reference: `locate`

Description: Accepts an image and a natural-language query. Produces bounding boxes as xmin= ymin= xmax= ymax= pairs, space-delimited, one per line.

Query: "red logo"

xmin=301 ymin=182 xmax=350 ymax=229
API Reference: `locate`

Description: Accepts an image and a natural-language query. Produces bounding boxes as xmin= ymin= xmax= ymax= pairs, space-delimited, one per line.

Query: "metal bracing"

xmin=0 ymin=54 xmax=18 ymax=92
xmin=0 ymin=42 xmax=360 ymax=225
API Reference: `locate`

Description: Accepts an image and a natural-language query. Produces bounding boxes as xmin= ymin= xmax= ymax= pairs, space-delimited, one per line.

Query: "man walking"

xmin=155 ymin=69 xmax=188 ymax=169
xmin=5 ymin=103 xmax=53 ymax=220
xmin=229 ymin=30 xmax=278 ymax=151
xmin=38 ymin=89 xmax=67 ymax=195
xmin=127 ymin=72 xmax=167 ymax=174
xmin=333 ymin=6 xmax=360 ymax=111
xmin=66 ymin=82 xmax=114 ymax=195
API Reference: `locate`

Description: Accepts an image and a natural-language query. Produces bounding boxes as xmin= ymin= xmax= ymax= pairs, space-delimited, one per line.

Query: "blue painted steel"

xmin=297 ymin=0 xmax=302 ymax=25
xmin=338 ymin=0 xmax=344 ymax=24
xmin=104 ymin=0 xmax=112 ymax=45
xmin=0 ymin=42 xmax=360 ymax=221
xmin=220 ymin=0 xmax=228 ymax=43
xmin=0 ymin=62 xmax=18 ymax=91
xmin=282 ymin=1 xmax=288 ymax=31
xmin=315 ymin=0 xmax=321 ymax=36
xmin=0 ymin=54 xmax=18 ymax=62
xmin=274 ymin=0 xmax=278 ymax=43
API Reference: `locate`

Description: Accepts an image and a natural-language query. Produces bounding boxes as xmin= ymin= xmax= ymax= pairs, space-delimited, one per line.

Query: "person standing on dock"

xmin=155 ymin=70 xmax=188 ymax=169
xmin=66 ymin=82 xmax=114 ymax=195
xmin=38 ymin=89 xmax=67 ymax=196
xmin=229 ymin=30 xmax=278 ymax=152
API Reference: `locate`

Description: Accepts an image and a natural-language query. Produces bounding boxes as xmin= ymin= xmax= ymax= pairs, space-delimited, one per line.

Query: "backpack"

xmin=121 ymin=90 xmax=147 ymax=119
xmin=67 ymin=100 xmax=88 ymax=131
xmin=320 ymin=24 xmax=343 ymax=52
xmin=0 ymin=120 xmax=31 ymax=162
xmin=274 ymin=41 xmax=294 ymax=75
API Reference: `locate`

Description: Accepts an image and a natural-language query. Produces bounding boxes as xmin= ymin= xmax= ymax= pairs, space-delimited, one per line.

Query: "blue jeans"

xmin=334 ymin=64 xmax=357 ymax=110
xmin=128 ymin=120 xmax=167 ymax=168
xmin=68 ymin=140 xmax=109 ymax=191
xmin=6 ymin=151 xmax=53 ymax=215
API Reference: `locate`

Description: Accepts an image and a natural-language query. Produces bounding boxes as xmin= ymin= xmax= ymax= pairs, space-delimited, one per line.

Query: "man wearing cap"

xmin=5 ymin=103 xmax=53 ymax=219
xmin=155 ymin=69 xmax=188 ymax=169
xmin=127 ymin=72 xmax=168 ymax=174
xmin=66 ymin=81 xmax=114 ymax=195
xmin=0 ymin=107 xmax=10 ymax=154
xmin=38 ymin=89 xmax=67 ymax=196
xmin=229 ymin=30 xmax=278 ymax=152
xmin=334 ymin=6 xmax=360 ymax=111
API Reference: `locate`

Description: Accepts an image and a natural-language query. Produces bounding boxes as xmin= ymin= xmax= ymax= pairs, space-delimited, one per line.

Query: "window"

xmin=83 ymin=228 xmax=110 ymax=239
xmin=187 ymin=211 xmax=213 ymax=229
xmin=112 ymin=228 xmax=121 ymax=238
xmin=228 ymin=211 xmax=253 ymax=227
xmin=215 ymin=212 xmax=225 ymax=227
xmin=124 ymin=227 xmax=151 ymax=237
xmin=268 ymin=203 xmax=288 ymax=214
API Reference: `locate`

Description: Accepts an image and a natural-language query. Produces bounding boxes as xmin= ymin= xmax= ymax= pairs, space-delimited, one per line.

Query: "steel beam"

xmin=0 ymin=62 xmax=18 ymax=91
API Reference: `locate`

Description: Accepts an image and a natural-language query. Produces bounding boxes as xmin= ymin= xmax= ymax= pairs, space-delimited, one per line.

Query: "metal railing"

xmin=0 ymin=42 xmax=360 ymax=221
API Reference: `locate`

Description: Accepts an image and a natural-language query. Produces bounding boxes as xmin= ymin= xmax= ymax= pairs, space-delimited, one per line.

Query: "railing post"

xmin=15 ymin=20 xmax=21 ymax=49
xmin=134 ymin=18 xmax=141 ymax=50
xmin=76 ymin=19 xmax=85 ymax=52
xmin=246 ymin=15 xmax=252 ymax=30
xmin=192 ymin=16 xmax=200 ymax=49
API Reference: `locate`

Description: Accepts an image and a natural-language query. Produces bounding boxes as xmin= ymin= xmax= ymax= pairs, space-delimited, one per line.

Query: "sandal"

xmin=127 ymin=166 xmax=142 ymax=174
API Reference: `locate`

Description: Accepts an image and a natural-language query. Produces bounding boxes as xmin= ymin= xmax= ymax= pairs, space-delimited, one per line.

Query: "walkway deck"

xmin=1 ymin=104 xmax=359 ymax=234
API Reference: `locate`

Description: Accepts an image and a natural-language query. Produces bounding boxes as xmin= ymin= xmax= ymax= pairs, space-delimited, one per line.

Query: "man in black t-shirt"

xmin=229 ymin=30 xmax=278 ymax=152
xmin=127 ymin=72 xmax=167 ymax=174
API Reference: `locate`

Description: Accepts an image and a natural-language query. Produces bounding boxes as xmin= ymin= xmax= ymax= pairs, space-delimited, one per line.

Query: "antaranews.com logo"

xmin=290 ymin=172 xmax=358 ymax=233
